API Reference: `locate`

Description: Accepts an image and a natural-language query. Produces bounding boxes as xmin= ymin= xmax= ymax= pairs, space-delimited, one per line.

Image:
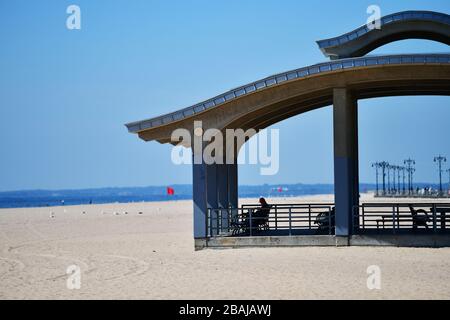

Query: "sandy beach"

xmin=0 ymin=194 xmax=449 ymax=300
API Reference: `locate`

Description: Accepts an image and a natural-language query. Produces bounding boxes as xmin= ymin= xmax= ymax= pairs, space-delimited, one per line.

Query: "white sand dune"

xmin=0 ymin=194 xmax=449 ymax=300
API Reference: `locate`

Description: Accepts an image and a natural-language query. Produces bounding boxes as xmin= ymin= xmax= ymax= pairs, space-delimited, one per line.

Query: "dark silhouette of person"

xmin=253 ymin=198 xmax=271 ymax=228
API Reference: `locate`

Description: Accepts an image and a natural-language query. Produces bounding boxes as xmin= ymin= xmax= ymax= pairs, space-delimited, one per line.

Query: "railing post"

xmin=275 ymin=206 xmax=278 ymax=231
xmin=288 ymin=207 xmax=292 ymax=236
xmin=392 ymin=205 xmax=396 ymax=234
xmin=308 ymin=205 xmax=312 ymax=230
xmin=328 ymin=207 xmax=332 ymax=235
xmin=228 ymin=206 xmax=231 ymax=234
xmin=207 ymin=208 xmax=210 ymax=237
xmin=432 ymin=204 xmax=437 ymax=234
xmin=217 ymin=209 xmax=220 ymax=236
xmin=209 ymin=209 xmax=213 ymax=237
xmin=362 ymin=204 xmax=365 ymax=230
xmin=249 ymin=209 xmax=253 ymax=237
xmin=351 ymin=205 xmax=355 ymax=234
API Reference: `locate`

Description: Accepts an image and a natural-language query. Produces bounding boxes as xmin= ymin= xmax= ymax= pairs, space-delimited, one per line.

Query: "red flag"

xmin=167 ymin=187 xmax=175 ymax=196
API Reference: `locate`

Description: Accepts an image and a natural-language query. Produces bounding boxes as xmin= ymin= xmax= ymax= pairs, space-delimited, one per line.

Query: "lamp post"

xmin=387 ymin=165 xmax=392 ymax=195
xmin=372 ymin=163 xmax=380 ymax=196
xmin=447 ymin=168 xmax=450 ymax=194
xmin=404 ymin=158 xmax=415 ymax=195
xmin=434 ymin=155 xmax=447 ymax=196
xmin=401 ymin=166 xmax=406 ymax=195
xmin=379 ymin=161 xmax=389 ymax=195
xmin=392 ymin=165 xmax=397 ymax=195
xmin=396 ymin=165 xmax=401 ymax=195
xmin=445 ymin=169 xmax=450 ymax=195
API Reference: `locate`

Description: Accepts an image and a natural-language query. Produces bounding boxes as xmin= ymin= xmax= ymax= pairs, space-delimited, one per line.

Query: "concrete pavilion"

xmin=126 ymin=11 xmax=450 ymax=248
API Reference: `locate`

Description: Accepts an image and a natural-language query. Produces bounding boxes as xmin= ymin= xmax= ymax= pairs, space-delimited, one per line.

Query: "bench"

xmin=375 ymin=205 xmax=450 ymax=230
xmin=430 ymin=207 xmax=450 ymax=230
xmin=230 ymin=207 xmax=271 ymax=235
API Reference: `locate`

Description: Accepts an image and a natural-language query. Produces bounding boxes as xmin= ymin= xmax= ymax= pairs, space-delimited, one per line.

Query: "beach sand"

xmin=1 ymin=194 xmax=449 ymax=300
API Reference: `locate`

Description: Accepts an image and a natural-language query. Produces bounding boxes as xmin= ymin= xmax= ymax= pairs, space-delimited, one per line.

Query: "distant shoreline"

xmin=0 ymin=182 xmax=447 ymax=209
xmin=0 ymin=193 xmax=337 ymax=210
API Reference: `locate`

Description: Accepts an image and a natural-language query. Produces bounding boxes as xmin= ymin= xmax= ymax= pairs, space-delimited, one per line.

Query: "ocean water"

xmin=0 ymin=183 xmax=384 ymax=209
xmin=0 ymin=194 xmax=192 ymax=209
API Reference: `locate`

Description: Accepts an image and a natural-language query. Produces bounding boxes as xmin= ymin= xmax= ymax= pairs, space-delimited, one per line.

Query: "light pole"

xmin=447 ymin=168 xmax=450 ymax=188
xmin=396 ymin=165 xmax=401 ymax=195
xmin=434 ymin=155 xmax=447 ymax=196
xmin=392 ymin=165 xmax=397 ymax=194
xmin=404 ymin=158 xmax=415 ymax=195
xmin=401 ymin=166 xmax=406 ymax=195
xmin=372 ymin=163 xmax=380 ymax=196
xmin=386 ymin=164 xmax=391 ymax=194
xmin=447 ymin=168 xmax=450 ymax=193
xmin=379 ymin=161 xmax=389 ymax=195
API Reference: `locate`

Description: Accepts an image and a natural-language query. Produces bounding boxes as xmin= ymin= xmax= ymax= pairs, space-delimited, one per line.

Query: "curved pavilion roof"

xmin=317 ymin=10 xmax=450 ymax=59
xmin=125 ymin=54 xmax=450 ymax=139
xmin=125 ymin=11 xmax=450 ymax=145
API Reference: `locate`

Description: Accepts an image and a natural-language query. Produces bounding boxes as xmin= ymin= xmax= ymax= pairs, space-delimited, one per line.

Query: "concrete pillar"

xmin=192 ymin=153 xmax=239 ymax=238
xmin=227 ymin=163 xmax=238 ymax=209
xmin=217 ymin=164 xmax=229 ymax=209
xmin=193 ymin=155 xmax=208 ymax=239
xmin=206 ymin=164 xmax=219 ymax=236
xmin=216 ymin=163 xmax=229 ymax=232
xmin=333 ymin=88 xmax=359 ymax=237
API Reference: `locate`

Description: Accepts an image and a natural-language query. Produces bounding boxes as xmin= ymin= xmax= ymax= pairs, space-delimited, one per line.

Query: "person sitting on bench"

xmin=253 ymin=198 xmax=271 ymax=231
xmin=408 ymin=205 xmax=430 ymax=230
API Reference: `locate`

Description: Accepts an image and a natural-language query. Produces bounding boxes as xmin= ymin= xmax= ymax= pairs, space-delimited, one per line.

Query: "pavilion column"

xmin=227 ymin=162 xmax=238 ymax=209
xmin=193 ymin=153 xmax=208 ymax=239
xmin=206 ymin=163 xmax=219 ymax=236
xmin=216 ymin=164 xmax=229 ymax=209
xmin=192 ymin=151 xmax=239 ymax=239
xmin=333 ymin=88 xmax=359 ymax=239
xmin=224 ymin=162 xmax=239 ymax=230
xmin=216 ymin=162 xmax=230 ymax=232
xmin=216 ymin=151 xmax=239 ymax=232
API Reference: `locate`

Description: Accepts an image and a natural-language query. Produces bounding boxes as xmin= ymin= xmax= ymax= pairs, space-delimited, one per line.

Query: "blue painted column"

xmin=206 ymin=163 xmax=219 ymax=236
xmin=333 ymin=88 xmax=359 ymax=237
xmin=217 ymin=161 xmax=239 ymax=232
xmin=217 ymin=163 xmax=229 ymax=232
xmin=193 ymin=155 xmax=208 ymax=239
xmin=193 ymin=150 xmax=239 ymax=238
xmin=217 ymin=164 xmax=229 ymax=209
xmin=227 ymin=162 xmax=238 ymax=209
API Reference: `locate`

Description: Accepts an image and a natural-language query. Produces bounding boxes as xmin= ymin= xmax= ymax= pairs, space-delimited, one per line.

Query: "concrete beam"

xmin=194 ymin=235 xmax=450 ymax=250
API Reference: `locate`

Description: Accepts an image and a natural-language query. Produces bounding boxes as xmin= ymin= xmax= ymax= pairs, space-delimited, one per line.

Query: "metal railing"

xmin=353 ymin=203 xmax=450 ymax=234
xmin=208 ymin=202 xmax=450 ymax=237
xmin=207 ymin=203 xmax=335 ymax=237
xmin=375 ymin=190 xmax=450 ymax=198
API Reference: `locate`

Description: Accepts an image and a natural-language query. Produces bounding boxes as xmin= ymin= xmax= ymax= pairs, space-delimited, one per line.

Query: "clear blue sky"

xmin=0 ymin=0 xmax=449 ymax=191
